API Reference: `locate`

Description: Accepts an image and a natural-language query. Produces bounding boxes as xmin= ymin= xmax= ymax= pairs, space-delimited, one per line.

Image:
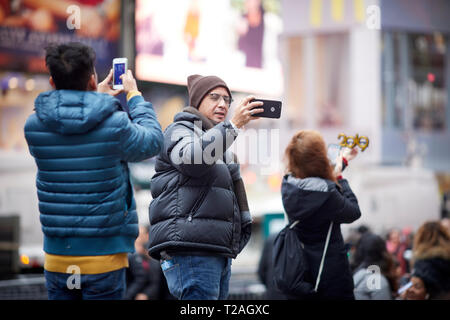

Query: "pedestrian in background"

xmin=126 ymin=225 xmax=173 ymax=300
xmin=281 ymin=130 xmax=361 ymax=300
xmin=352 ymin=232 xmax=397 ymax=300
xmin=386 ymin=228 xmax=408 ymax=276
xmin=346 ymin=225 xmax=371 ymax=273
xmin=24 ymin=42 xmax=163 ymax=300
xmin=398 ymin=274 xmax=430 ymax=300
xmin=148 ymin=74 xmax=264 ymax=300
xmin=409 ymin=221 xmax=450 ymax=300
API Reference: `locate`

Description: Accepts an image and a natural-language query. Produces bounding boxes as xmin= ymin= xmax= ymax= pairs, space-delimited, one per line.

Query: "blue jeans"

xmin=160 ymin=255 xmax=231 ymax=300
xmin=44 ymin=268 xmax=126 ymax=300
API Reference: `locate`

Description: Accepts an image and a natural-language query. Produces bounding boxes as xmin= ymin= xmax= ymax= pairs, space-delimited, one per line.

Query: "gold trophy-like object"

xmin=337 ymin=133 xmax=369 ymax=151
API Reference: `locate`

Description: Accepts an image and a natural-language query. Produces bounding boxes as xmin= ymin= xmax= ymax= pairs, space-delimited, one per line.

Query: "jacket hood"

xmin=34 ymin=90 xmax=120 ymax=134
xmin=281 ymin=175 xmax=332 ymax=221
xmin=173 ymin=106 xmax=217 ymax=130
xmin=413 ymin=243 xmax=450 ymax=261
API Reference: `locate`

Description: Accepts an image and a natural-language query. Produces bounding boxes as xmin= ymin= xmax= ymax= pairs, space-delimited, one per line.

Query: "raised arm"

xmin=328 ymin=179 xmax=361 ymax=224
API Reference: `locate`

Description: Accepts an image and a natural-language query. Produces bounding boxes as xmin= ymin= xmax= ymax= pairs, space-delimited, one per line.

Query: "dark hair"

xmin=354 ymin=233 xmax=390 ymax=269
xmin=284 ymin=130 xmax=336 ymax=182
xmin=353 ymin=232 xmax=398 ymax=291
xmin=45 ymin=42 xmax=96 ymax=91
xmin=357 ymin=225 xmax=371 ymax=234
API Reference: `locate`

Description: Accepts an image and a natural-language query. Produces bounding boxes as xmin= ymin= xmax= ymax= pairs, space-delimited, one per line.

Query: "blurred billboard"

xmin=0 ymin=0 xmax=121 ymax=76
xmin=135 ymin=0 xmax=283 ymax=96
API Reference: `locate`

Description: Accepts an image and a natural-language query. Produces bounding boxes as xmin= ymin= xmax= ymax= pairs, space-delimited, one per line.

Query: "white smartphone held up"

xmin=327 ymin=144 xmax=342 ymax=166
xmin=112 ymin=57 xmax=128 ymax=90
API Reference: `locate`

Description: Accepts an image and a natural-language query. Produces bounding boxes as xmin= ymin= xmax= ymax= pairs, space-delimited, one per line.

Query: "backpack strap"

xmin=288 ymin=219 xmax=334 ymax=293
xmin=289 ymin=220 xmax=300 ymax=229
xmin=314 ymin=221 xmax=334 ymax=292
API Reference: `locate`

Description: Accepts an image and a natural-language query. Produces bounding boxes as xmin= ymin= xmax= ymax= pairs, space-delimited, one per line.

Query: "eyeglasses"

xmin=208 ymin=93 xmax=233 ymax=106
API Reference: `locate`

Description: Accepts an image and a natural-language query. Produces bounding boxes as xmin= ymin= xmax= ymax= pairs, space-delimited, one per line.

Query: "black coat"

xmin=281 ymin=175 xmax=361 ymax=300
xmin=148 ymin=109 xmax=251 ymax=260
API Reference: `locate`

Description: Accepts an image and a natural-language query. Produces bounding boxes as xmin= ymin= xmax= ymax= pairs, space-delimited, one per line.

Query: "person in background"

xmin=386 ymin=228 xmax=408 ymax=276
xmin=346 ymin=225 xmax=371 ymax=273
xmin=126 ymin=225 xmax=173 ymax=300
xmin=352 ymin=232 xmax=397 ymax=300
xmin=398 ymin=275 xmax=429 ymax=300
xmin=126 ymin=225 xmax=152 ymax=300
xmin=148 ymin=74 xmax=264 ymax=300
xmin=24 ymin=42 xmax=163 ymax=300
xmin=281 ymin=130 xmax=361 ymax=300
xmin=237 ymin=0 xmax=265 ymax=68
xmin=408 ymin=221 xmax=450 ymax=300
xmin=400 ymin=227 xmax=414 ymax=275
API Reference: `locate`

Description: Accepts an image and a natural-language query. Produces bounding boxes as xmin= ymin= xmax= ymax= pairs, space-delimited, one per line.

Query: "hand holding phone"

xmin=250 ymin=99 xmax=282 ymax=118
xmin=230 ymin=95 xmax=264 ymax=128
xmin=113 ymin=57 xmax=128 ymax=90
xmin=119 ymin=70 xmax=138 ymax=93
xmin=97 ymin=69 xmax=123 ymax=96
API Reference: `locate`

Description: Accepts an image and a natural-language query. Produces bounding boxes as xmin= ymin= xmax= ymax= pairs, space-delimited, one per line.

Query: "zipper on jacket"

xmin=231 ymin=194 xmax=237 ymax=250
xmin=186 ymin=184 xmax=211 ymax=222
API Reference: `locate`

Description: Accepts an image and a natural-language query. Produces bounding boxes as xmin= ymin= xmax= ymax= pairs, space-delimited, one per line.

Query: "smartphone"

xmin=112 ymin=57 xmax=128 ymax=90
xmin=397 ymin=281 xmax=413 ymax=295
xmin=327 ymin=144 xmax=342 ymax=166
xmin=250 ymin=99 xmax=282 ymax=119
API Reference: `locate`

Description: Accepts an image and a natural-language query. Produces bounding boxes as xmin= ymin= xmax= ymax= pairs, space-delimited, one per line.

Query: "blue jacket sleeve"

xmin=119 ymin=95 xmax=164 ymax=162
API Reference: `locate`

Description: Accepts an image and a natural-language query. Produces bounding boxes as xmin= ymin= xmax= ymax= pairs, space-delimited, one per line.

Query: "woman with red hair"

xmin=281 ymin=130 xmax=361 ymax=300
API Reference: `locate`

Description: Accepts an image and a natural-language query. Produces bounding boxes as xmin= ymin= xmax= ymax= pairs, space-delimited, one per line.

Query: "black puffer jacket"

xmin=148 ymin=108 xmax=251 ymax=260
xmin=281 ymin=175 xmax=361 ymax=300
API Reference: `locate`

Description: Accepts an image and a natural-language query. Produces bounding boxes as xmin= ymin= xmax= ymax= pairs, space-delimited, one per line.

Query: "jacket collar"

xmin=181 ymin=106 xmax=217 ymax=130
xmin=414 ymin=243 xmax=450 ymax=261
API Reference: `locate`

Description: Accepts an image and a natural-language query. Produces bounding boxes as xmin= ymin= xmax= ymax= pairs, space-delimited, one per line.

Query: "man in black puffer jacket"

xmin=148 ymin=75 xmax=264 ymax=300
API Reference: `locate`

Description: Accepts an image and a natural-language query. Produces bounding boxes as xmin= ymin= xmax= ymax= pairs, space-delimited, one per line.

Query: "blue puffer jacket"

xmin=24 ymin=90 xmax=163 ymax=256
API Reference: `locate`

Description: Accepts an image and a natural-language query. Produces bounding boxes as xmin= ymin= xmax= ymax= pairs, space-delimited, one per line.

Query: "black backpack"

xmin=272 ymin=220 xmax=333 ymax=296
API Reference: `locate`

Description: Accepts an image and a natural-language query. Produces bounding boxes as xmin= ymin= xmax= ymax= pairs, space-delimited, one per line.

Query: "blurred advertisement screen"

xmin=0 ymin=0 xmax=121 ymax=75
xmin=135 ymin=0 xmax=283 ymax=96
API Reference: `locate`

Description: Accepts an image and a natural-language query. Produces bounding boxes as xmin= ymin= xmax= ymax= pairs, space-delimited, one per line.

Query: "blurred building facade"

xmin=280 ymin=0 xmax=450 ymax=173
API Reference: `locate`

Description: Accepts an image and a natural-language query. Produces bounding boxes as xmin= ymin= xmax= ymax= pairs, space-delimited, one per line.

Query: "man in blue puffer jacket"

xmin=24 ymin=42 xmax=163 ymax=300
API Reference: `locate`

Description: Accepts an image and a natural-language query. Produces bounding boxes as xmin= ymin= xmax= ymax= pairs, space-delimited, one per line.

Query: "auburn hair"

xmin=284 ymin=130 xmax=336 ymax=182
